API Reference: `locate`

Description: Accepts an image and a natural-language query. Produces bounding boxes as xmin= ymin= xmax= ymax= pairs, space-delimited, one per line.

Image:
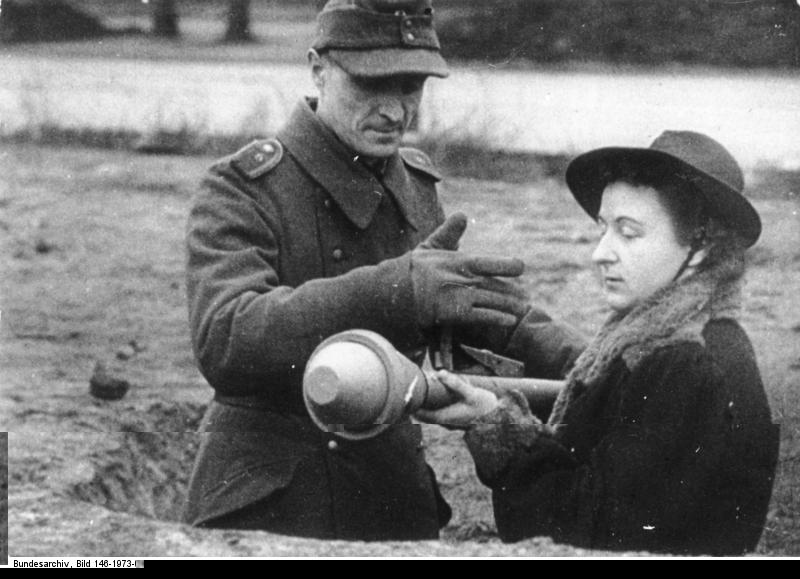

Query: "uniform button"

xmin=327 ymin=440 xmax=339 ymax=451
xmin=332 ymin=248 xmax=344 ymax=261
xmin=262 ymin=143 xmax=274 ymax=153
xmin=323 ymin=199 xmax=332 ymax=209
xmin=254 ymin=153 xmax=265 ymax=162
xmin=406 ymin=32 xmax=415 ymax=41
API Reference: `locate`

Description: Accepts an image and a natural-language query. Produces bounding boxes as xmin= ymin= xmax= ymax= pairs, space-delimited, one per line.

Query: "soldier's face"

xmin=313 ymin=58 xmax=426 ymax=158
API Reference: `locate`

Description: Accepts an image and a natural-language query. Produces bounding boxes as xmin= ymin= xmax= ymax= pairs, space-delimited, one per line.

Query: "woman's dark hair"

xmin=608 ymin=159 xmax=747 ymax=278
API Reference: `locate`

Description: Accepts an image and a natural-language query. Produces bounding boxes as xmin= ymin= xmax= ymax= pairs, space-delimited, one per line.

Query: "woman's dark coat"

xmin=469 ymin=317 xmax=779 ymax=555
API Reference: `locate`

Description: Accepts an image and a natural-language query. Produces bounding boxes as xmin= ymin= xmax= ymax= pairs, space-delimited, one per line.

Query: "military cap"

xmin=312 ymin=0 xmax=449 ymax=78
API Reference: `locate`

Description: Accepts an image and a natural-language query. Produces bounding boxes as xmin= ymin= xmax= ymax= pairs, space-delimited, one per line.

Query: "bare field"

xmin=1 ymin=144 xmax=798 ymax=557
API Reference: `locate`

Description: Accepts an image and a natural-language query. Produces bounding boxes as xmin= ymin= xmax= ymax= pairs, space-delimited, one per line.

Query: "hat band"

xmin=313 ymin=9 xmax=440 ymax=51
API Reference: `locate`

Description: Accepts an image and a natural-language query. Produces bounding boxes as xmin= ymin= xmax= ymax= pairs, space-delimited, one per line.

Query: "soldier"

xmin=182 ymin=0 xmax=535 ymax=540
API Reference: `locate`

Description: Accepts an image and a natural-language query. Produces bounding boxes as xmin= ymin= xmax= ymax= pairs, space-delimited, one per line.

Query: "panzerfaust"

xmin=303 ymin=329 xmax=564 ymax=440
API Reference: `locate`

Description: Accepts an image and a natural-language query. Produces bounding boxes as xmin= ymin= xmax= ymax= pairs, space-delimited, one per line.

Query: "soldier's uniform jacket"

xmin=183 ymin=98 xmax=451 ymax=540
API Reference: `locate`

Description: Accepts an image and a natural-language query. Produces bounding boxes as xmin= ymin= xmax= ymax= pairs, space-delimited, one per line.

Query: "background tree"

xmin=780 ymin=0 xmax=800 ymax=66
xmin=152 ymin=0 xmax=179 ymax=39
xmin=224 ymin=0 xmax=253 ymax=43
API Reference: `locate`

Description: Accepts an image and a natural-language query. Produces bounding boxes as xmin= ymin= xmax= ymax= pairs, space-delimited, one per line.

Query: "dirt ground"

xmin=0 ymin=143 xmax=798 ymax=558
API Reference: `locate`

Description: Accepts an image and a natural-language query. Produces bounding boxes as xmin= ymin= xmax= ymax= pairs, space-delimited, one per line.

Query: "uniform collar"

xmin=278 ymin=98 xmax=422 ymax=231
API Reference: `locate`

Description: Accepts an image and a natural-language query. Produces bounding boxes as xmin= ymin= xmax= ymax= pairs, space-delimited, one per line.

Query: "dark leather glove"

xmin=410 ymin=250 xmax=529 ymax=328
xmin=411 ymin=212 xmax=529 ymax=328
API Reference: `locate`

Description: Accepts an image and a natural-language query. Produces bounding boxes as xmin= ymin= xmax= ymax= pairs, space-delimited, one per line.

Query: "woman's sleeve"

xmin=465 ymin=344 xmax=711 ymax=547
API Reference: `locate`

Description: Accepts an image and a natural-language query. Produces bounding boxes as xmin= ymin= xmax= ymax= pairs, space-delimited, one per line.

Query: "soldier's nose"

xmin=376 ymin=99 xmax=405 ymax=124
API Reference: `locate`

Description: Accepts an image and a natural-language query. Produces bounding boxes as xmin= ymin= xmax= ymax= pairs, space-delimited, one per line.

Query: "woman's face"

xmin=592 ymin=181 xmax=692 ymax=313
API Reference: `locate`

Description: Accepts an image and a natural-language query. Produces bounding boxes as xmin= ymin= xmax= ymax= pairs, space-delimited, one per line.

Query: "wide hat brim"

xmin=327 ymin=47 xmax=449 ymax=78
xmin=565 ymin=147 xmax=762 ymax=247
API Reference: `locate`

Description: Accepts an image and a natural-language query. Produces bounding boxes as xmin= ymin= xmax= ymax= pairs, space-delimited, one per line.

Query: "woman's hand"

xmin=414 ymin=370 xmax=500 ymax=429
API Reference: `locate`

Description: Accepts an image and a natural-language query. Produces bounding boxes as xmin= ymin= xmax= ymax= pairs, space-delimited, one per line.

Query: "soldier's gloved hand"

xmin=418 ymin=211 xmax=468 ymax=251
xmin=410 ymin=249 xmax=529 ymax=328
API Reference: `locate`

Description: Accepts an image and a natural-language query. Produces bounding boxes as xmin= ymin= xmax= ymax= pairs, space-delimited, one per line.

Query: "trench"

xmin=64 ymin=401 xmax=493 ymax=542
xmin=56 ymin=400 xmax=502 ymax=546
xmin=68 ymin=402 xmax=205 ymax=523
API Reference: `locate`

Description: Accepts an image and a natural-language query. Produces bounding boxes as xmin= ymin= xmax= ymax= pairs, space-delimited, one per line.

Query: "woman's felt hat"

xmin=565 ymin=130 xmax=761 ymax=246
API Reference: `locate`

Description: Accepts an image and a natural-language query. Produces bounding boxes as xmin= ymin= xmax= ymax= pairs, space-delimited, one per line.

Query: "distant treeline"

xmin=435 ymin=0 xmax=800 ymax=69
xmin=3 ymin=0 xmax=799 ymax=69
xmin=150 ymin=0 xmax=800 ymax=69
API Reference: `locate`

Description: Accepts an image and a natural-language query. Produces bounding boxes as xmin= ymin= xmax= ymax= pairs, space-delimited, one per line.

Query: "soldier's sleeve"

xmin=503 ymin=308 xmax=588 ymax=379
xmin=451 ymin=305 xmax=587 ymax=380
xmin=185 ymin=142 xmax=423 ymax=394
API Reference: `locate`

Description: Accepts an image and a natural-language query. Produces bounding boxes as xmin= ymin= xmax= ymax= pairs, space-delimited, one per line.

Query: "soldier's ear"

xmin=309 ymin=49 xmax=327 ymax=91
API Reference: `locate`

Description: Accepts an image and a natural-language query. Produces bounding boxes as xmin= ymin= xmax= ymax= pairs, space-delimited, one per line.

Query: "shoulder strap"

xmin=399 ymin=147 xmax=442 ymax=182
xmin=230 ymin=138 xmax=284 ymax=180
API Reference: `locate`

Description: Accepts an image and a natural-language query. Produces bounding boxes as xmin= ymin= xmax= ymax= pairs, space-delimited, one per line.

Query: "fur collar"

xmin=548 ymin=256 xmax=743 ymax=427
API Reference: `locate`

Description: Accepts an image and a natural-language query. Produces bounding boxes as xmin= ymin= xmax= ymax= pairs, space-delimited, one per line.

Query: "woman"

xmin=417 ymin=131 xmax=779 ymax=555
